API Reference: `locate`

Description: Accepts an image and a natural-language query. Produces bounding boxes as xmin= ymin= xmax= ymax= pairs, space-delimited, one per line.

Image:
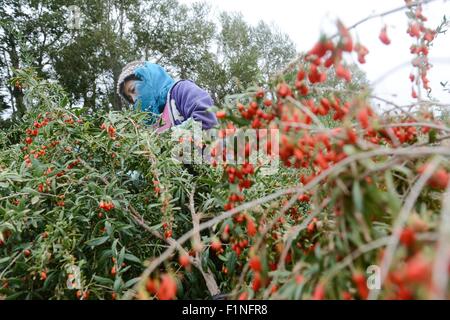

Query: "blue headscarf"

xmin=133 ymin=62 xmax=175 ymax=124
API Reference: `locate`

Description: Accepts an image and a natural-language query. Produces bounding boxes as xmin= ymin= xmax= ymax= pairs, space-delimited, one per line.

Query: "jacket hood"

xmin=117 ymin=61 xmax=175 ymax=123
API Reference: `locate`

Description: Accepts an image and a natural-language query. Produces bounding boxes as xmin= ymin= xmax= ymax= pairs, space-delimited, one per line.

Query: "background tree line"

xmin=0 ymin=0 xmax=297 ymax=127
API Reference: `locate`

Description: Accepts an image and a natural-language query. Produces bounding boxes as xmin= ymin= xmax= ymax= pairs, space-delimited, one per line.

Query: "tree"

xmin=0 ymin=0 xmax=70 ymax=119
xmin=130 ymin=0 xmax=217 ymax=80
xmin=252 ymin=21 xmax=297 ymax=83
xmin=53 ymin=0 xmax=140 ymax=112
xmin=0 ymin=0 xmax=298 ymax=120
xmin=197 ymin=12 xmax=297 ymax=103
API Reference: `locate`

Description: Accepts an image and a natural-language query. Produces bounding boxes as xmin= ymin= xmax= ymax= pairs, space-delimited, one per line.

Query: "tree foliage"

xmin=0 ymin=0 xmax=298 ymax=123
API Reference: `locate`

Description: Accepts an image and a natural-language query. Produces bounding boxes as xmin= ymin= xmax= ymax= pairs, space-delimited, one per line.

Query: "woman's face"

xmin=123 ymin=79 xmax=138 ymax=104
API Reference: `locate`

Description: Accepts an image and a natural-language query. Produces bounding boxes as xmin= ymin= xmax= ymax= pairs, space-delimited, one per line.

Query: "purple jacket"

xmin=168 ymin=80 xmax=218 ymax=130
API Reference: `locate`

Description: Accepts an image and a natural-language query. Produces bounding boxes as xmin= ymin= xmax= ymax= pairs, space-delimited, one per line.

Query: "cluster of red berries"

xmin=405 ymin=2 xmax=436 ymax=96
xmin=385 ymin=253 xmax=432 ymax=299
xmin=280 ymin=131 xmax=345 ymax=172
xmin=23 ymin=116 xmax=52 ymax=165
xmin=28 ymin=117 xmax=50 ymax=137
xmin=99 ymin=200 xmax=115 ymax=211
xmin=219 ymin=88 xmax=277 ymax=130
xmin=63 ymin=116 xmax=74 ymax=124
xmin=302 ymin=21 xmax=363 ymax=85
xmin=146 ymin=274 xmax=177 ymax=300
xmin=153 ymin=180 xmax=161 ymax=194
xmin=417 ymin=164 xmax=449 ymax=190
xmin=210 ymin=238 xmax=223 ymax=254
xmin=248 ymin=256 xmax=267 ymax=292
xmin=66 ymin=158 xmax=81 ymax=169
xmin=223 ymin=191 xmax=245 ymax=211
xmin=76 ymin=290 xmax=90 ymax=300
xmin=100 ymin=123 xmax=117 ymax=139
xmin=352 ymin=272 xmax=368 ymax=299
xmin=163 ymin=222 xmax=172 ymax=239
xmin=230 ymin=236 xmax=249 ymax=257
xmin=390 ymin=125 xmax=418 ymax=144
xmin=223 ymin=162 xmax=254 ymax=199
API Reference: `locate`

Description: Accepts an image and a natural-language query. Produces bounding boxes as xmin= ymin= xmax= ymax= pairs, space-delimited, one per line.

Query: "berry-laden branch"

xmin=2 ymin=0 xmax=450 ymax=301
xmin=125 ymin=145 xmax=450 ymax=299
xmin=271 ymin=0 xmax=441 ymax=80
xmin=369 ymin=156 xmax=442 ymax=300
xmin=430 ymin=181 xmax=450 ymax=299
xmin=188 ymin=185 xmax=221 ymax=296
xmin=128 ymin=201 xmax=220 ymax=298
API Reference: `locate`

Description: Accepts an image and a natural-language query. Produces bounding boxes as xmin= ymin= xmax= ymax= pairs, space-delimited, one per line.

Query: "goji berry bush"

xmin=1 ymin=0 xmax=450 ymax=300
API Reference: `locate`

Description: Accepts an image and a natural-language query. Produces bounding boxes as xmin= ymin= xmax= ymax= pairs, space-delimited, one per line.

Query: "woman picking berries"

xmin=117 ymin=61 xmax=218 ymax=132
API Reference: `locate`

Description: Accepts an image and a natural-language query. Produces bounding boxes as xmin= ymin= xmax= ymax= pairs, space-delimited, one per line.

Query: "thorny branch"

xmin=129 ymin=201 xmax=220 ymax=298
xmin=368 ymin=156 xmax=442 ymax=300
xmin=271 ymin=0 xmax=442 ymax=80
xmin=124 ymin=145 xmax=450 ymax=299
xmin=431 ymin=181 xmax=450 ymax=299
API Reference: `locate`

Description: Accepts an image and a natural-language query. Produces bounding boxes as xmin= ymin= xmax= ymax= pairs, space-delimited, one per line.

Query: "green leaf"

xmin=113 ymin=277 xmax=122 ymax=292
xmin=0 ymin=256 xmax=11 ymax=264
xmin=428 ymin=129 xmax=437 ymax=144
xmin=217 ymin=254 xmax=227 ymax=262
xmin=141 ymin=223 xmax=163 ymax=232
xmin=85 ymin=236 xmax=109 ymax=247
xmin=21 ymin=187 xmax=38 ymax=195
xmin=227 ymin=251 xmax=237 ymax=275
xmin=105 ymin=221 xmax=113 ymax=236
xmin=112 ymin=239 xmax=119 ymax=254
xmin=343 ymin=145 xmax=357 ymax=156
xmin=31 ymin=196 xmax=40 ymax=205
xmin=93 ymin=275 xmax=114 ymax=285
xmin=294 ymin=283 xmax=305 ymax=299
xmin=124 ymin=253 xmax=141 ymax=264
xmin=5 ymin=292 xmax=26 ymax=300
xmin=124 ymin=277 xmax=140 ymax=288
xmin=385 ymin=170 xmax=401 ymax=213
xmin=352 ymin=180 xmax=363 ymax=212
xmin=118 ymin=247 xmax=125 ymax=266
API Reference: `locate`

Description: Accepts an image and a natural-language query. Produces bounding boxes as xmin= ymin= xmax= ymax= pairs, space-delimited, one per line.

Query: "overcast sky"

xmin=180 ymin=0 xmax=450 ymax=108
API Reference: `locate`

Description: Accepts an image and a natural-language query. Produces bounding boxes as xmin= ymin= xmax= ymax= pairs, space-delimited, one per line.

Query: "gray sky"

xmin=180 ymin=0 xmax=450 ymax=107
